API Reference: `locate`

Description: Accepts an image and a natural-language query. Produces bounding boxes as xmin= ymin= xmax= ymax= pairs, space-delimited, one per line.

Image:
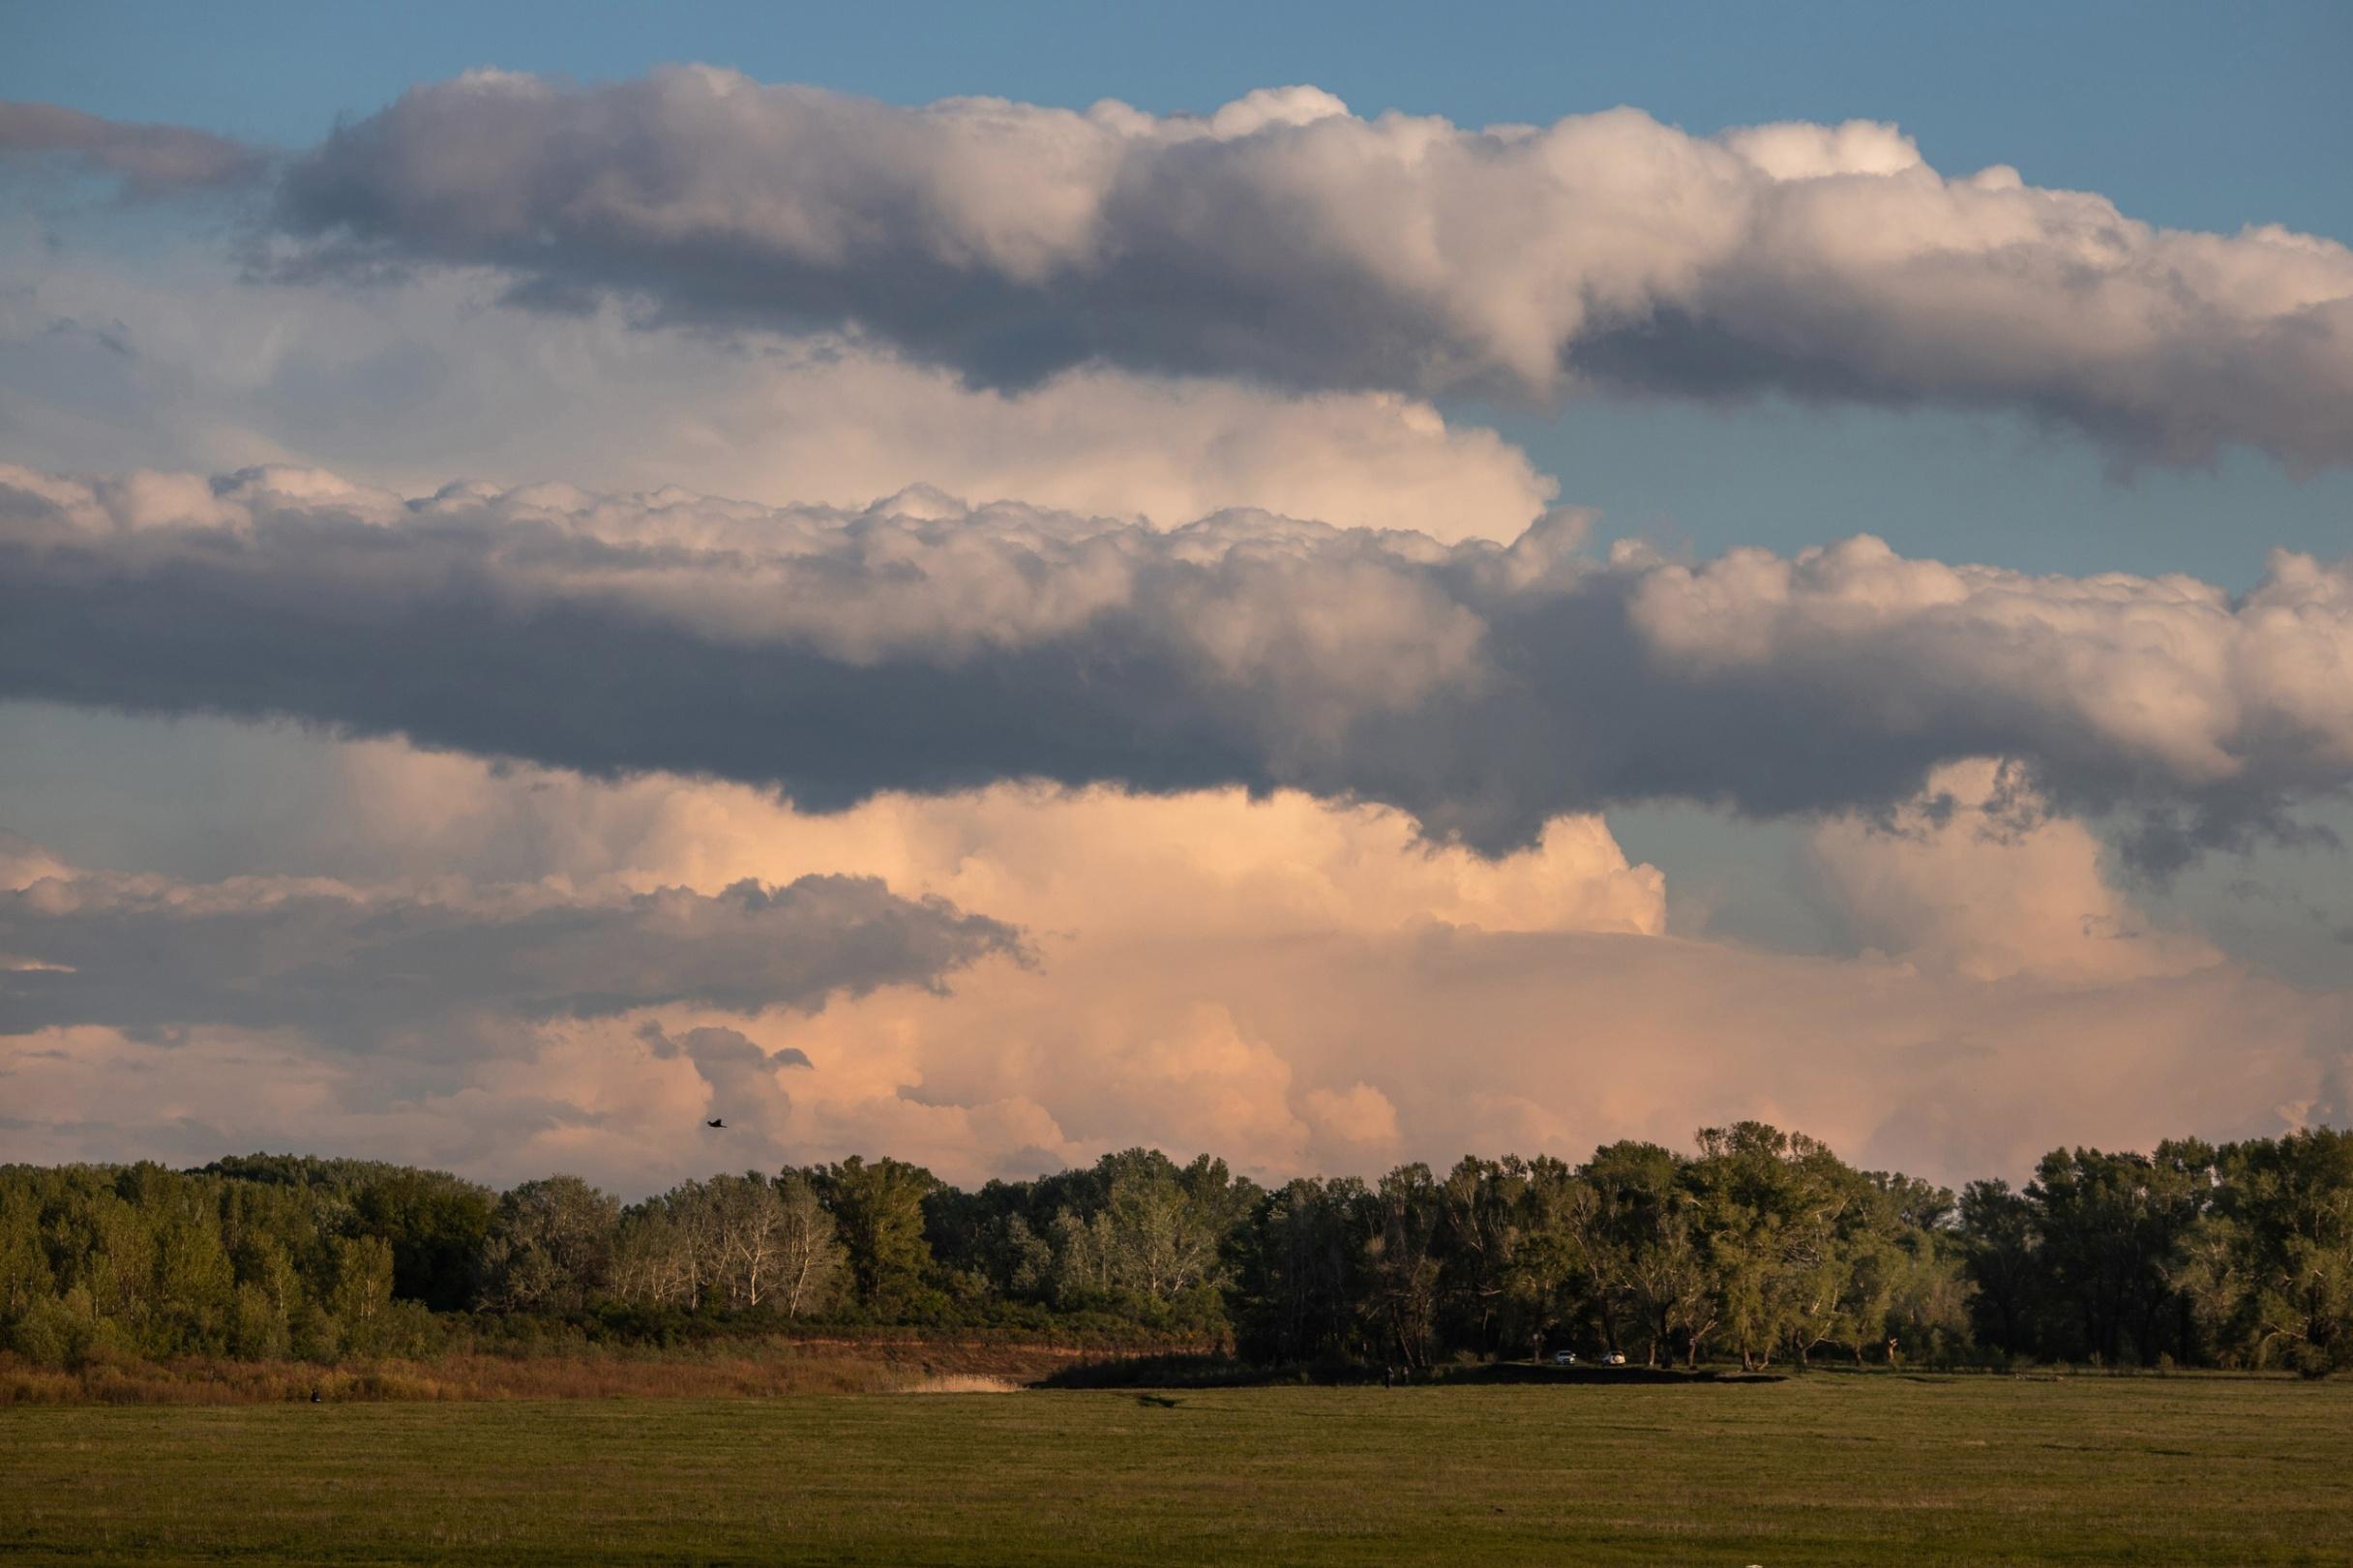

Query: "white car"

xmin=1601 ymin=1351 xmax=1626 ymax=1366
xmin=1552 ymin=1350 xmax=1576 ymax=1366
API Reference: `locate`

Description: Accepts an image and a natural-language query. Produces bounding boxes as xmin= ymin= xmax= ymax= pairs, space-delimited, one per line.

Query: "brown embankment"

xmin=0 ymin=1339 xmax=1128 ymax=1405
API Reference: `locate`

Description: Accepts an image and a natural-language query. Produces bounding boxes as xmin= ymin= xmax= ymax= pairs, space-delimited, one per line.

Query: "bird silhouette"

xmin=705 ymin=1117 xmax=726 ymax=1129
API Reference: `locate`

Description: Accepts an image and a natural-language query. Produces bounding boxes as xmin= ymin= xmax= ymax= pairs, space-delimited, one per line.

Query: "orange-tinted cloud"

xmin=7 ymin=734 xmax=2339 ymax=1195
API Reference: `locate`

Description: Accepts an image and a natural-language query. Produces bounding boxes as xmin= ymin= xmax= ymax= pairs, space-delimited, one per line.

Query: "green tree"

xmin=348 ymin=1169 xmax=495 ymax=1312
xmin=1359 ymin=1165 xmax=1445 ymax=1370
xmin=478 ymin=1175 xmax=619 ymax=1314
xmin=328 ymin=1234 xmax=396 ymax=1355
xmin=1494 ymin=1157 xmax=1587 ymax=1361
xmin=1232 ymin=1178 xmax=1363 ymax=1364
xmin=1959 ymin=1178 xmax=2039 ymax=1357
xmin=2184 ymin=1130 xmax=2353 ymax=1374
xmin=2024 ymin=1145 xmax=2208 ymax=1365
xmin=1573 ymin=1141 xmax=1706 ymax=1366
xmin=810 ymin=1157 xmax=938 ymax=1315
xmin=1688 ymin=1123 xmax=1858 ymax=1370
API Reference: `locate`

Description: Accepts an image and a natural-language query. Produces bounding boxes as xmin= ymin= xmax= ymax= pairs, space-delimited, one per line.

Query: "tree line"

xmin=1 ymin=1123 xmax=2346 ymax=1376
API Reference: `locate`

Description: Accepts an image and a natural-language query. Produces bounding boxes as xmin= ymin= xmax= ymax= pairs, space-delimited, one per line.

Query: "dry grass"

xmin=903 ymin=1375 xmax=1025 ymax=1394
xmin=0 ymin=1340 xmax=1092 ymax=1405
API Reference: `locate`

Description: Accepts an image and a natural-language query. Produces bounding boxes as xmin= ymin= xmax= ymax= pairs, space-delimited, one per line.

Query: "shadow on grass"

xmin=1040 ymin=1354 xmax=1784 ymax=1390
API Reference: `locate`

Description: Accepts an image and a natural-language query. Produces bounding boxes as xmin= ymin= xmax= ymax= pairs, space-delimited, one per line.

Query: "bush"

xmin=5 ymin=1297 xmax=84 ymax=1369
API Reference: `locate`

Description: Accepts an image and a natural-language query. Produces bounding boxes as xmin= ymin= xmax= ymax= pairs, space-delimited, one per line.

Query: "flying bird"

xmin=705 ymin=1117 xmax=726 ymax=1129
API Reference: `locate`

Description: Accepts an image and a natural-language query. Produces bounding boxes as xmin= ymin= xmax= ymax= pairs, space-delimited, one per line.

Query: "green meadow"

xmin=4 ymin=1373 xmax=2349 ymax=1565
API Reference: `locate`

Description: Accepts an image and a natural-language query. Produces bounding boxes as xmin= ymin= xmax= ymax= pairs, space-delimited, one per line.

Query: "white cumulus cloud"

xmin=254 ymin=69 xmax=2353 ymax=466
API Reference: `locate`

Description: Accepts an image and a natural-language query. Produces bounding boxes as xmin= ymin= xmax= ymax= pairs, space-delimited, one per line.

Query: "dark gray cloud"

xmin=635 ymin=1023 xmax=809 ymax=1138
xmin=260 ymin=69 xmax=2353 ymax=467
xmin=4 ymin=464 xmax=2349 ymax=863
xmin=642 ymin=1024 xmax=812 ymax=1072
xmin=0 ymin=864 xmax=1021 ymax=1041
xmin=0 ymin=101 xmax=264 ymax=195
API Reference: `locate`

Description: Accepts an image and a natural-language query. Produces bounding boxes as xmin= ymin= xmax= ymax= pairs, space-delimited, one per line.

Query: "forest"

xmin=2 ymin=1123 xmax=2347 ymax=1376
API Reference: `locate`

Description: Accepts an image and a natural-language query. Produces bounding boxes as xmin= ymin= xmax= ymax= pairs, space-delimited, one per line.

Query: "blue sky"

xmin=9 ymin=0 xmax=2351 ymax=238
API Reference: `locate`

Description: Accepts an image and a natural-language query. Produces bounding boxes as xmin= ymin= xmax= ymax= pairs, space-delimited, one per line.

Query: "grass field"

xmin=4 ymin=1372 xmax=2349 ymax=1564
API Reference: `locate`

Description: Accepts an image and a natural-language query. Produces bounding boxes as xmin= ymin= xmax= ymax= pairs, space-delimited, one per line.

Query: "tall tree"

xmin=810 ymin=1157 xmax=938 ymax=1315
xmin=1359 ymin=1165 xmax=1445 ymax=1370
xmin=1575 ymin=1140 xmax=1705 ymax=1366
xmin=1232 ymin=1178 xmax=1362 ymax=1364
xmin=2024 ymin=1146 xmax=2207 ymax=1366
xmin=348 ymin=1169 xmax=495 ymax=1312
xmin=478 ymin=1175 xmax=619 ymax=1314
xmin=2182 ymin=1130 xmax=2353 ymax=1374
xmin=771 ymin=1172 xmax=847 ymax=1319
xmin=1958 ymin=1178 xmax=2040 ymax=1357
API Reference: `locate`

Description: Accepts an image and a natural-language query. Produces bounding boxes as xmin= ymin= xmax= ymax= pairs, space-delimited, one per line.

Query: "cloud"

xmin=261 ymin=68 xmax=2353 ymax=465
xmin=0 ymin=101 xmax=264 ymax=195
xmin=0 ymin=831 xmax=73 ymax=893
xmin=0 ymin=239 xmax=1556 ymax=542
xmin=8 ymin=76 xmax=2345 ymax=1203
xmin=1806 ymin=758 xmax=2221 ymax=983
xmin=4 ymin=463 xmax=2350 ymax=858
xmin=3 ymin=732 xmax=2344 ymax=1194
xmin=597 ymin=769 xmax=2343 ymax=1189
xmin=1303 ymin=1082 xmax=1402 ymax=1148
xmin=0 ymin=856 xmax=1020 ymax=1041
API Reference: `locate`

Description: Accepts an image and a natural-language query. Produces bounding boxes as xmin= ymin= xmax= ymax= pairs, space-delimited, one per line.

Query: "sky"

xmin=1 ymin=1 xmax=2349 ymax=1196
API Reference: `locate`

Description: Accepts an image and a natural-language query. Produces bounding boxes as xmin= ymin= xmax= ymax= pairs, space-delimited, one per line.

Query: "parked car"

xmin=1552 ymin=1350 xmax=1576 ymax=1366
xmin=1601 ymin=1351 xmax=1626 ymax=1366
